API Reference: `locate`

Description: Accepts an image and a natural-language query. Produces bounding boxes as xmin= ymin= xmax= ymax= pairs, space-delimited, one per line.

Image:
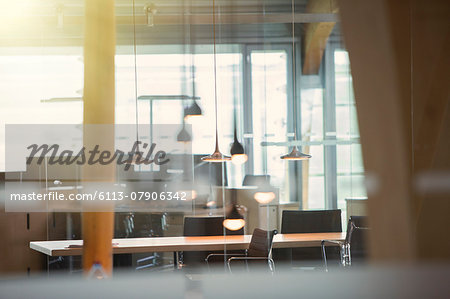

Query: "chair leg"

xmin=268 ymin=258 xmax=275 ymax=274
xmin=321 ymin=241 xmax=329 ymax=272
xmin=340 ymin=243 xmax=351 ymax=267
xmin=227 ymin=259 xmax=232 ymax=273
xmin=345 ymin=243 xmax=351 ymax=267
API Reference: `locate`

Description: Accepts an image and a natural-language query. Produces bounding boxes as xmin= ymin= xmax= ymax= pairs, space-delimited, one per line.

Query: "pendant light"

xmin=253 ymin=175 xmax=275 ymax=204
xmin=184 ymin=11 xmax=202 ymax=120
xmin=254 ymin=1 xmax=275 ymax=204
xmin=223 ymin=189 xmax=246 ymax=231
xmin=281 ymin=0 xmax=311 ymax=161
xmin=206 ymin=200 xmax=217 ymax=208
xmin=230 ymin=109 xmax=247 ymax=165
xmin=178 ymin=5 xmax=194 ymax=143
xmin=254 ymin=189 xmax=276 ymax=204
xmin=230 ymin=65 xmax=247 ymax=165
xmin=184 ymin=98 xmax=202 ymax=119
xmin=202 ymin=0 xmax=231 ymax=163
xmin=177 ymin=119 xmax=191 ymax=143
xmin=130 ymin=0 xmax=145 ymax=166
xmin=252 ymin=175 xmax=275 ymax=205
xmin=223 ymin=205 xmax=246 ymax=231
xmin=230 ymin=129 xmax=247 ymax=164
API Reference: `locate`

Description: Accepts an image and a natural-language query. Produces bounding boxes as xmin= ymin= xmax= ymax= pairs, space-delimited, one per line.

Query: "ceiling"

xmin=0 ymin=0 xmax=341 ymax=48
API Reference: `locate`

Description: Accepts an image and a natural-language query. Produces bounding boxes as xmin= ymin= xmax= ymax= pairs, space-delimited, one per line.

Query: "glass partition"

xmin=0 ymin=0 xmax=366 ymax=275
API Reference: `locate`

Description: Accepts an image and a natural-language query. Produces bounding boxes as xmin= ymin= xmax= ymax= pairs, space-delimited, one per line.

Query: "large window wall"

xmin=249 ymin=47 xmax=290 ymax=204
xmin=0 ymin=40 xmax=367 ymax=212
xmin=334 ymin=49 xmax=367 ymax=213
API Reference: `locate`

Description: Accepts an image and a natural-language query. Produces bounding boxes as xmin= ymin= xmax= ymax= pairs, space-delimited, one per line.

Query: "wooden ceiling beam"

xmin=302 ymin=0 xmax=338 ymax=75
xmin=0 ymin=13 xmax=337 ymax=29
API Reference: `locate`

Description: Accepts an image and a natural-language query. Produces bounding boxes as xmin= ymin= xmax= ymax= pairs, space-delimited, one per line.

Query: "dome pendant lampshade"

xmin=230 ymin=68 xmax=247 ymax=165
xmin=184 ymin=100 xmax=202 ymax=119
xmin=230 ymin=137 xmax=244 ymax=155
xmin=281 ymin=0 xmax=311 ymax=161
xmin=254 ymin=184 xmax=276 ymax=204
xmin=223 ymin=204 xmax=245 ymax=231
xmin=177 ymin=125 xmax=191 ymax=143
xmin=177 ymin=112 xmax=191 ymax=143
xmin=254 ymin=191 xmax=276 ymax=204
xmin=252 ymin=176 xmax=276 ymax=204
xmin=230 ymin=128 xmax=248 ymax=165
xmin=202 ymin=0 xmax=230 ymax=163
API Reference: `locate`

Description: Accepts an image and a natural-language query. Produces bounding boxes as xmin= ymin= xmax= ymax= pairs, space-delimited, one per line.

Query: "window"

xmin=250 ymin=49 xmax=290 ymax=201
xmin=0 ymin=52 xmax=84 ymax=171
xmin=301 ymin=88 xmax=325 ymax=209
xmin=116 ymin=51 xmax=241 ymax=157
xmin=334 ymin=50 xmax=367 ymax=215
xmin=0 ymin=44 xmax=366 ymax=211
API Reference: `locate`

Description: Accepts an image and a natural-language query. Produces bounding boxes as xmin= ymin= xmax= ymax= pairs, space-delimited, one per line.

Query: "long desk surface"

xmin=30 ymin=232 xmax=345 ymax=257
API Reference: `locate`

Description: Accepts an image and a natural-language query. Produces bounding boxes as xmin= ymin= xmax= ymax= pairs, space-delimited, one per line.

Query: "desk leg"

xmin=173 ymin=251 xmax=184 ymax=270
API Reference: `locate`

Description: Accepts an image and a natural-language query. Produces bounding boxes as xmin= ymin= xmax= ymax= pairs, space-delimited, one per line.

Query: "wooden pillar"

xmin=337 ymin=0 xmax=416 ymax=262
xmin=410 ymin=0 xmax=450 ymax=260
xmin=338 ymin=0 xmax=450 ymax=262
xmin=82 ymin=0 xmax=116 ymax=275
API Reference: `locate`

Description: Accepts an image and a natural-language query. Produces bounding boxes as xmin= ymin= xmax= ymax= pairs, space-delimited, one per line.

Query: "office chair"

xmin=206 ymin=228 xmax=278 ymax=273
xmin=321 ymin=216 xmax=369 ymax=271
xmin=182 ymin=216 xmax=243 ymax=269
xmin=114 ymin=213 xmax=166 ymax=270
xmin=275 ymin=210 xmax=342 ymax=268
xmin=281 ymin=210 xmax=342 ymax=234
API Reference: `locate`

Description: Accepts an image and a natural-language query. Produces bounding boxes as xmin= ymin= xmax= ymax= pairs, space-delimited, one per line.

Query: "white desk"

xmin=30 ymin=232 xmax=346 ymax=257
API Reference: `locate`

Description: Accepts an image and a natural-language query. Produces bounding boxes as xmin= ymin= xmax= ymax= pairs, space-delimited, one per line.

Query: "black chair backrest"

xmin=183 ymin=216 xmax=243 ymax=236
xmin=346 ymin=216 xmax=368 ymax=259
xmin=281 ymin=210 xmax=342 ymax=234
xmin=248 ymin=228 xmax=278 ymax=257
xmin=242 ymin=175 xmax=270 ymax=187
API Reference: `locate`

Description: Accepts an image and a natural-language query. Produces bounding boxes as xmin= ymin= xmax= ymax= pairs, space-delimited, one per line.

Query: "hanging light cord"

xmin=133 ymin=0 xmax=140 ymax=147
xmin=263 ymin=1 xmax=268 ymax=173
xmin=190 ymin=1 xmax=196 ymax=99
xmin=213 ymin=0 xmax=219 ymax=150
xmin=291 ymin=0 xmax=298 ymax=141
xmin=233 ymin=63 xmax=238 ymax=141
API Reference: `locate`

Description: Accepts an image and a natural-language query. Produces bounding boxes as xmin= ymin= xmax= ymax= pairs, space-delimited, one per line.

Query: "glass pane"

xmin=337 ymin=144 xmax=352 ymax=173
xmin=334 ymin=50 xmax=354 ymax=105
xmin=308 ymin=176 xmax=325 ymax=209
xmin=301 ymin=88 xmax=324 ymax=140
xmin=115 ymin=51 xmax=242 ymax=156
xmin=186 ymin=52 xmax=241 ymax=155
xmin=251 ymin=50 xmax=289 ymax=201
xmin=335 ymin=49 xmax=367 ymax=222
xmin=0 ymin=54 xmax=84 ymax=171
xmin=309 ymin=145 xmax=324 ymax=175
xmin=306 ymin=145 xmax=325 ymax=209
xmin=336 ymin=105 xmax=350 ymax=139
